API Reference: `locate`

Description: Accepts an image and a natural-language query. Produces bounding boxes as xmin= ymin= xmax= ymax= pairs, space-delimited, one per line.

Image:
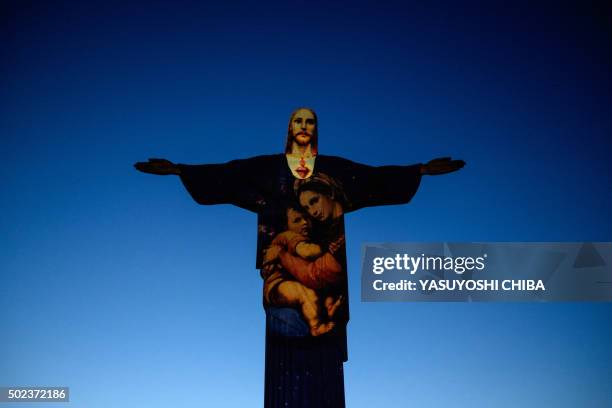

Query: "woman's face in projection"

xmin=299 ymin=190 xmax=334 ymax=222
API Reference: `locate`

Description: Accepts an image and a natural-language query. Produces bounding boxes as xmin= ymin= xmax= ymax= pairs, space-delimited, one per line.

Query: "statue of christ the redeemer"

xmin=135 ymin=107 xmax=465 ymax=407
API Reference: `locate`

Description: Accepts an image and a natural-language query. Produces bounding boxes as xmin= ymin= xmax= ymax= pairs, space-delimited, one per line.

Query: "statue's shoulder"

xmin=316 ymin=154 xmax=356 ymax=167
xmin=254 ymin=153 xmax=284 ymax=161
xmin=227 ymin=153 xmax=284 ymax=165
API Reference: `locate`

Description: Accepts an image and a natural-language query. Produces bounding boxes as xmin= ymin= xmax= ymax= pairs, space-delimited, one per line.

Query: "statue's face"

xmin=286 ymin=208 xmax=311 ymax=237
xmin=291 ymin=108 xmax=316 ymax=147
xmin=299 ymin=190 xmax=334 ymax=222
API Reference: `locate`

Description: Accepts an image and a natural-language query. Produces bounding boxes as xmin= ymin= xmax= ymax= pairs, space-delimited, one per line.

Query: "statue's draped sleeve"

xmin=177 ymin=156 xmax=271 ymax=213
xmin=321 ymin=156 xmax=423 ymax=213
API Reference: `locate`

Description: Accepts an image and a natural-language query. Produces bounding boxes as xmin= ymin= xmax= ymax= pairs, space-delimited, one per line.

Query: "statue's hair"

xmin=285 ymin=107 xmax=318 ymax=155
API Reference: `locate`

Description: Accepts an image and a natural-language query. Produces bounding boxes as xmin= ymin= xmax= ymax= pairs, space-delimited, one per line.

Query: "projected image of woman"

xmin=263 ymin=173 xmax=349 ymax=334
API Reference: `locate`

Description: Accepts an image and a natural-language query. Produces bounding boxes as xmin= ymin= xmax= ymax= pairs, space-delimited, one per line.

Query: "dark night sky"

xmin=1 ymin=2 xmax=611 ymax=407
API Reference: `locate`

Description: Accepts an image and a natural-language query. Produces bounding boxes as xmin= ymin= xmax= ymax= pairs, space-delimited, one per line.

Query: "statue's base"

xmin=264 ymin=307 xmax=346 ymax=408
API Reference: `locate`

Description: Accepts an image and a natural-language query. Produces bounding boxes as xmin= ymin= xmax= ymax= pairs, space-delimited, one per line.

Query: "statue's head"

xmin=285 ymin=107 xmax=318 ymax=155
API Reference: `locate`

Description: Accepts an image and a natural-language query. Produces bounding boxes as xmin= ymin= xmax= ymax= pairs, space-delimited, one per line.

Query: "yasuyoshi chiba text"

xmin=372 ymin=279 xmax=546 ymax=291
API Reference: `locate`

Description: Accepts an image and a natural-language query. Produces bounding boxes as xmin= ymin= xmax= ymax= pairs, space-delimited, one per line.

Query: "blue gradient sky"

xmin=2 ymin=2 xmax=611 ymax=407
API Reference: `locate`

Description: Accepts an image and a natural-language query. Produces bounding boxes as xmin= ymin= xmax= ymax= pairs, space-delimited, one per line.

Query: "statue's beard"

xmin=294 ymin=132 xmax=312 ymax=146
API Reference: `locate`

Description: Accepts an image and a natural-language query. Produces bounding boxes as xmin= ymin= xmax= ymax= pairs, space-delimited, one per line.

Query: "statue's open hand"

xmin=421 ymin=157 xmax=465 ymax=175
xmin=134 ymin=158 xmax=180 ymax=175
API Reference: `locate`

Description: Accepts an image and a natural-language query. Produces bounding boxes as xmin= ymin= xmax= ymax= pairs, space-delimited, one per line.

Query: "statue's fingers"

xmin=438 ymin=162 xmax=465 ymax=174
xmin=436 ymin=160 xmax=465 ymax=172
xmin=432 ymin=156 xmax=451 ymax=162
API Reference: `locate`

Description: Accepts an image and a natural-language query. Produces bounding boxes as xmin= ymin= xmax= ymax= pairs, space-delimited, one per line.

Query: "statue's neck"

xmin=288 ymin=143 xmax=315 ymax=158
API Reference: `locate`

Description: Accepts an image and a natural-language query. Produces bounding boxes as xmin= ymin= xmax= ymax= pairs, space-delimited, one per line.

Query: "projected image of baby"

xmin=262 ymin=205 xmax=342 ymax=336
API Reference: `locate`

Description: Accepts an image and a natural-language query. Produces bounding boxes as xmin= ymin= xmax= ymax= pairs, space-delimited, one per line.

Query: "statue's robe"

xmin=178 ymin=154 xmax=421 ymax=407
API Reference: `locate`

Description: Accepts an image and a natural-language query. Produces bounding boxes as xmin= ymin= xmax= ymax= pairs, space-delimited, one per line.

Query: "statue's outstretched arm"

xmin=420 ymin=157 xmax=465 ymax=175
xmin=134 ymin=158 xmax=181 ymax=175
